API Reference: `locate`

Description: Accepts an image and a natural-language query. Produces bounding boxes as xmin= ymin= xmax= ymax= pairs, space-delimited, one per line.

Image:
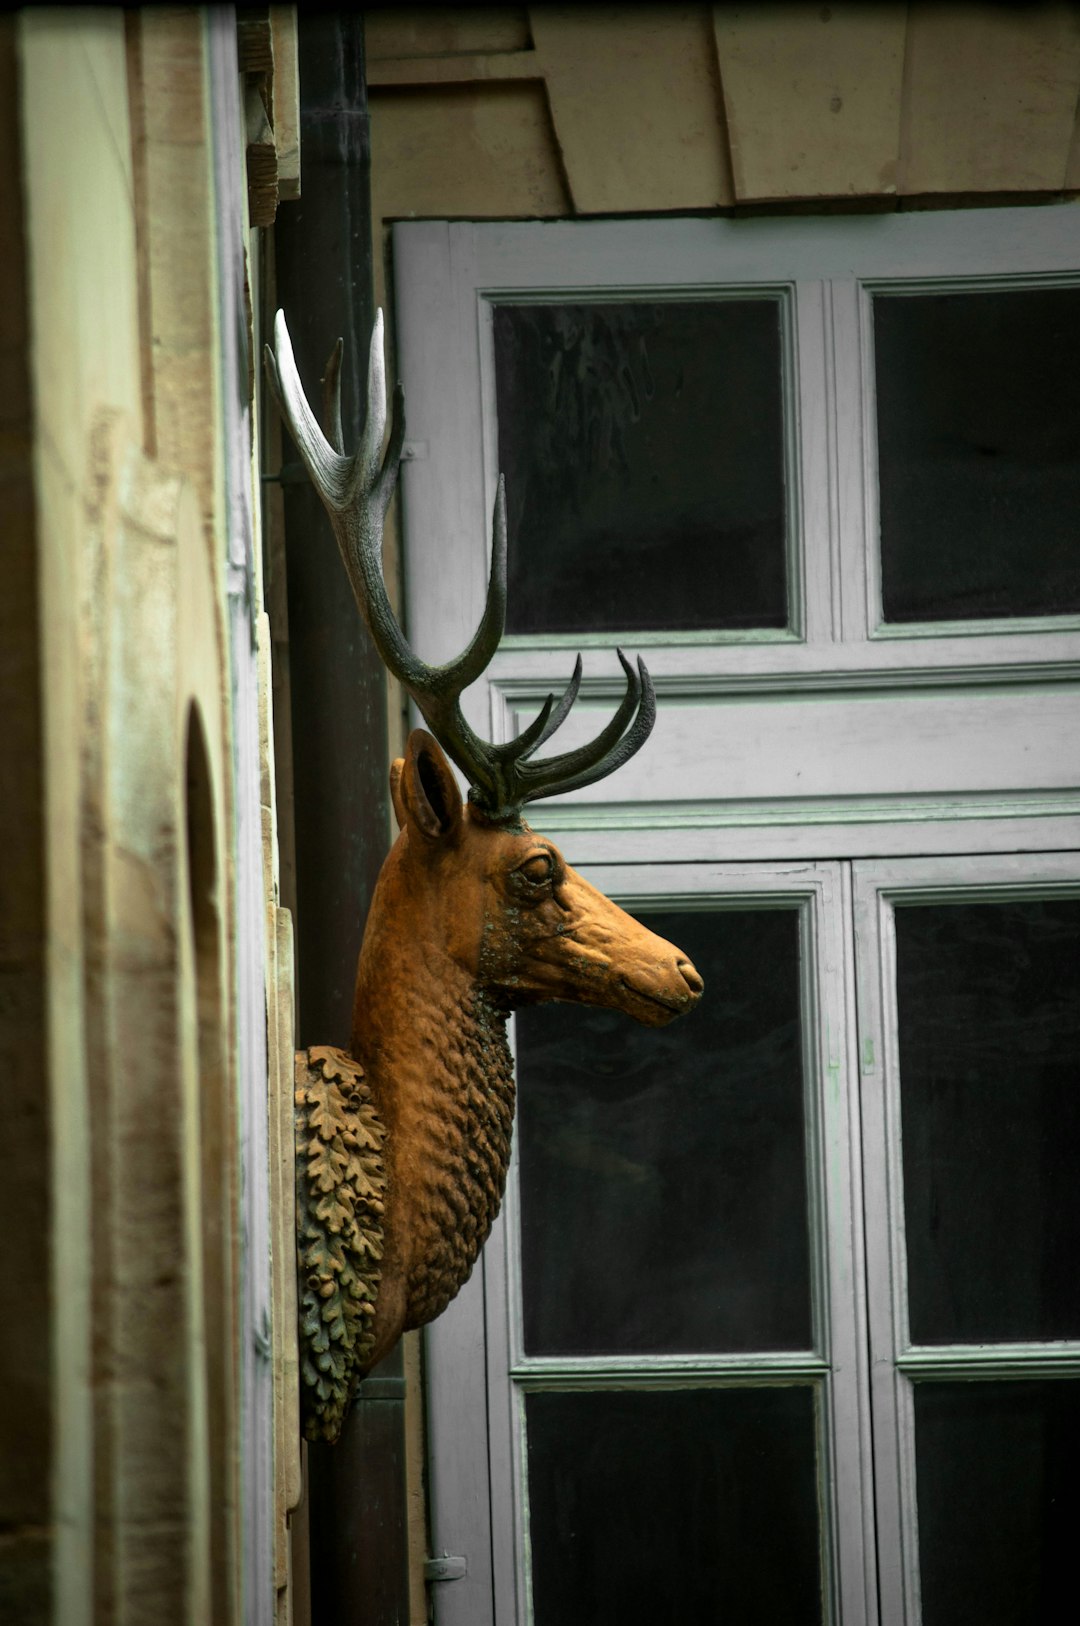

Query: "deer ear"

xmin=401 ymin=730 xmax=463 ymax=843
xmin=389 ymin=758 xmax=406 ymax=830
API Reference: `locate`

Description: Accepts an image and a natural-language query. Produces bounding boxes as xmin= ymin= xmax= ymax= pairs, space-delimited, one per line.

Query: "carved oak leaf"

xmin=309 ymin=1137 xmax=350 ymax=1193
xmin=307 ymin=1044 xmax=355 ymax=1077
xmin=306 ymin=1081 xmax=348 ymax=1141
xmin=346 ymin=1118 xmax=384 ymax=1152
xmin=294 ymin=1045 xmax=387 ymax=1442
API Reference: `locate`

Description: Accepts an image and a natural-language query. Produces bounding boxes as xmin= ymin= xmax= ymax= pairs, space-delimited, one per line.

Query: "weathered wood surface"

xmin=714 ymin=4 xmax=907 ymax=199
xmin=370 ymin=81 xmax=570 ymax=223
xmin=366 ymin=3 xmax=1080 ymax=214
xmin=902 ymin=4 xmax=1080 ymax=193
xmin=533 ymin=5 xmax=731 ymax=211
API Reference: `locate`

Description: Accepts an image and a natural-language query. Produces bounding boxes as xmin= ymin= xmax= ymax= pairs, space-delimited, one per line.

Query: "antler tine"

xmin=357 ymin=312 xmax=388 ymax=489
xmin=491 ymin=656 xmax=583 ymax=766
xmin=519 ymin=649 xmax=640 ymax=785
xmin=355 ymin=469 xmax=505 ymax=748
xmin=265 ymin=309 xmax=351 ymax=507
xmin=264 ymin=309 xmax=418 ymax=679
xmin=321 ymin=337 xmax=345 ymax=455
xmin=439 ymin=475 xmax=507 ymax=695
xmin=265 ymin=310 xmax=509 ymax=799
xmin=517 ymin=653 xmax=656 ymax=805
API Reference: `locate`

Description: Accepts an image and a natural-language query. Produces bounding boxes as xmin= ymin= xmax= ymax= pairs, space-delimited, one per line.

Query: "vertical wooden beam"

xmin=273 ymin=11 xmax=390 ymax=1055
xmin=270 ymin=7 xmax=301 ymax=201
xmin=273 ymin=14 xmax=410 ymax=1626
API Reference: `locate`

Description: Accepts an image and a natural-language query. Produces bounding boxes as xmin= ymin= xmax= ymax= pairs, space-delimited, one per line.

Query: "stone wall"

xmin=0 ymin=10 xmax=300 ymax=1623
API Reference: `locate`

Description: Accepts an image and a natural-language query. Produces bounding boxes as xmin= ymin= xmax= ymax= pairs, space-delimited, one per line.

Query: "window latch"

xmin=424 ymin=1554 xmax=467 ymax=1584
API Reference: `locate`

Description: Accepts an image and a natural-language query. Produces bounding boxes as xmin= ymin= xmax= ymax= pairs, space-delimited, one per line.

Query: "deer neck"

xmin=353 ymin=948 xmax=516 ymax=1329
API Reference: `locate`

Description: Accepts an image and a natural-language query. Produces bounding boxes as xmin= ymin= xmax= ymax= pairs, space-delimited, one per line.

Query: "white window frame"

xmin=393 ymin=210 xmax=1080 ymax=862
xmin=853 ymin=851 xmax=1080 ymax=1626
xmin=393 ymin=210 xmax=1080 ymax=679
xmin=428 ymin=850 xmax=1080 ymax=1626
xmin=393 ymin=209 xmax=1080 ymax=1626
xmin=428 ymin=859 xmax=876 ymax=1626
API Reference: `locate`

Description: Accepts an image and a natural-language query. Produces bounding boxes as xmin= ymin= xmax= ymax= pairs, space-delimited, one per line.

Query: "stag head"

xmin=266 ymin=311 xmax=703 ymax=1437
xmin=364 ymin=727 xmax=704 ymax=1036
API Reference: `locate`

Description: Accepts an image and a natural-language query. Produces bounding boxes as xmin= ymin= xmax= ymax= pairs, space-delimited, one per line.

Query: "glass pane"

xmin=517 ymin=908 xmax=812 ymax=1356
xmin=915 ymin=1378 xmax=1080 ymax=1626
xmin=526 ymin=1387 xmax=823 ymax=1626
xmin=874 ymin=286 xmax=1080 ymax=622
xmin=492 ymin=300 xmax=788 ymax=635
xmin=895 ymin=898 xmax=1080 ymax=1344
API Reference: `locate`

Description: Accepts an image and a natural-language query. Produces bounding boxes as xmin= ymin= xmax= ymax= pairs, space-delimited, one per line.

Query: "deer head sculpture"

xmin=266 ymin=312 xmax=703 ymax=1440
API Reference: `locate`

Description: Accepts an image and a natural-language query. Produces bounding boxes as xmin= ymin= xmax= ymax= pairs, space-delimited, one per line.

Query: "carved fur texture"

xmin=294 ymin=1046 xmax=387 ymax=1443
xmin=400 ymin=987 xmax=516 ymax=1328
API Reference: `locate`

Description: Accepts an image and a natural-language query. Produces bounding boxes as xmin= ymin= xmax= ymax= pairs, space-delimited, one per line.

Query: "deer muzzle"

xmin=534 ymin=871 xmax=705 ymax=1028
xmin=611 ymin=930 xmax=704 ymax=1028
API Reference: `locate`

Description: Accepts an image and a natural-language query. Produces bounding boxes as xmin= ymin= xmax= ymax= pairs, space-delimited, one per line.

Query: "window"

xmin=498 ymin=864 xmax=868 ymax=1626
xmin=393 ymin=210 xmax=1080 ymax=1625
xmin=857 ymin=856 xmax=1080 ymax=1626
xmin=872 ymin=286 xmax=1080 ymax=624
xmin=492 ymin=298 xmax=790 ymax=635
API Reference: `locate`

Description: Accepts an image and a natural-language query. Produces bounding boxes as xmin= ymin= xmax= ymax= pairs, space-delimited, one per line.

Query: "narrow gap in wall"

xmin=123 ymin=10 xmax=157 ymax=461
xmin=185 ymin=702 xmax=234 ymax=1624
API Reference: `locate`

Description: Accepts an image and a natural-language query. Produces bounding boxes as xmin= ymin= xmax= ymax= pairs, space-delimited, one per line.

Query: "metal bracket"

xmin=354 ymin=1375 xmax=407 ymax=1401
xmin=260 ymin=461 xmax=309 ymax=486
xmin=423 ymin=1554 xmax=467 ymax=1584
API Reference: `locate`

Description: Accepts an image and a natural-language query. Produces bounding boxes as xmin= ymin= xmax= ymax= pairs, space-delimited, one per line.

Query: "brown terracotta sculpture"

xmin=266 ymin=314 xmax=704 ymax=1441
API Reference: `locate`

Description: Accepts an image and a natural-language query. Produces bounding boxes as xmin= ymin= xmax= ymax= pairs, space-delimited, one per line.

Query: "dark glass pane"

xmin=874 ymin=286 xmax=1080 ymax=622
xmin=517 ymin=908 xmax=811 ymax=1356
xmin=896 ymin=898 xmax=1080 ymax=1344
xmin=915 ymin=1379 xmax=1080 ymax=1626
xmin=526 ymin=1387 xmax=823 ymax=1626
xmin=493 ymin=301 xmax=788 ymax=634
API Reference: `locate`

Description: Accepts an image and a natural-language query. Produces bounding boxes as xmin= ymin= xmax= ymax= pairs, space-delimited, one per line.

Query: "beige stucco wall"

xmin=1 ymin=9 xmax=299 ymax=1622
xmin=3 ymin=17 xmax=145 ymax=1620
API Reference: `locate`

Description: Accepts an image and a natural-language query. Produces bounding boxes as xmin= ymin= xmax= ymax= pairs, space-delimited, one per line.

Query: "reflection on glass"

xmin=895 ymin=898 xmax=1080 ymax=1344
xmin=526 ymin=1386 xmax=823 ymax=1626
xmin=915 ymin=1378 xmax=1080 ymax=1626
xmin=874 ymin=286 xmax=1080 ymax=622
xmin=517 ymin=908 xmax=812 ymax=1356
xmin=493 ymin=300 xmax=788 ymax=634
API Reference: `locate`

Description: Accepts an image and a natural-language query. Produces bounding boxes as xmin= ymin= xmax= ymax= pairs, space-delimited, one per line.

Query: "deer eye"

xmin=517 ymin=852 xmax=555 ymax=886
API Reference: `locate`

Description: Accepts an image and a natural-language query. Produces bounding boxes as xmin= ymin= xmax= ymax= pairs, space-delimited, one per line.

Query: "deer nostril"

xmin=677 ymin=958 xmax=704 ymax=998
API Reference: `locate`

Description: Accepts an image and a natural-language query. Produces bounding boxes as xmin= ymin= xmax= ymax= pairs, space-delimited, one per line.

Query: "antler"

xmin=264 ymin=310 xmax=655 ymax=823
